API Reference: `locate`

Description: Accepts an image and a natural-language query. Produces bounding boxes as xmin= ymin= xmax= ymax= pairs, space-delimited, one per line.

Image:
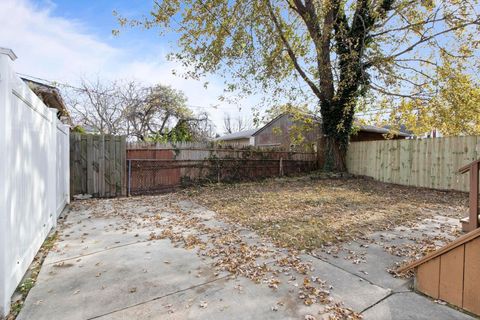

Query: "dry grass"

xmin=185 ymin=176 xmax=468 ymax=251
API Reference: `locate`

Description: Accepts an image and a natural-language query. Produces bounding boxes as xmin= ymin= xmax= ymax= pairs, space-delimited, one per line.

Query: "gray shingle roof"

xmin=215 ymin=129 xmax=258 ymax=141
xmin=359 ymin=125 xmax=412 ymax=137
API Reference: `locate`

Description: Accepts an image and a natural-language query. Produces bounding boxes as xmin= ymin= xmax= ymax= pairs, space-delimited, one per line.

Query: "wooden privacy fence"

xmin=346 ymin=136 xmax=480 ymax=192
xmin=70 ymin=133 xmax=126 ymax=197
xmin=126 ymin=142 xmax=317 ymax=195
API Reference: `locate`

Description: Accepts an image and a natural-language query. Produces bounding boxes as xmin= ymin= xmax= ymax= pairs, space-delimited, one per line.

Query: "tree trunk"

xmin=323 ymin=135 xmax=347 ymax=172
xmin=320 ymin=99 xmax=353 ymax=173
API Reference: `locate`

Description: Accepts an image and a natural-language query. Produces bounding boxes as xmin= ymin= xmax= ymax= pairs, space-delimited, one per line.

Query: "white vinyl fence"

xmin=0 ymin=49 xmax=70 ymax=317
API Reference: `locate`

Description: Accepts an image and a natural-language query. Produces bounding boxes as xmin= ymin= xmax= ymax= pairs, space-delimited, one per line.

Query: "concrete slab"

xmin=96 ymin=276 xmax=326 ymax=320
xmin=312 ymin=241 xmax=409 ymax=290
xmin=311 ymin=215 xmax=463 ymax=292
xmin=303 ymin=255 xmax=391 ymax=311
xmin=366 ymin=216 xmax=461 ymax=246
xmin=362 ymin=292 xmax=475 ymax=320
xmin=44 ymin=217 xmax=155 ymax=265
xmin=18 ymin=240 xmax=220 ymax=320
xmin=16 ymin=197 xmax=471 ymax=320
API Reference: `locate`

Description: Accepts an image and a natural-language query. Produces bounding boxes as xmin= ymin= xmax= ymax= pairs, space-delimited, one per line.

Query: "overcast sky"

xmin=0 ymin=0 xmax=258 ymax=134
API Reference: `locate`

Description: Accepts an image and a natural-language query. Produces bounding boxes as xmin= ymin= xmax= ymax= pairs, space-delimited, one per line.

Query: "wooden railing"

xmin=459 ymin=159 xmax=480 ymax=232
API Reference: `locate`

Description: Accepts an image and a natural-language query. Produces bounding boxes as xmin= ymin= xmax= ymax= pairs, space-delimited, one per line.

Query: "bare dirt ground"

xmin=185 ymin=176 xmax=467 ymax=253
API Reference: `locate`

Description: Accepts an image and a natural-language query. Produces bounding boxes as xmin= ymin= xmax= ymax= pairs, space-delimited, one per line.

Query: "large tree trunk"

xmin=323 ymin=135 xmax=347 ymax=172
xmin=320 ymin=99 xmax=354 ymax=172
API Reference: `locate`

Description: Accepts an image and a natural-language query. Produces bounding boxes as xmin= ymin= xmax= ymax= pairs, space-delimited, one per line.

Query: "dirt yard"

xmin=185 ymin=176 xmax=468 ymax=251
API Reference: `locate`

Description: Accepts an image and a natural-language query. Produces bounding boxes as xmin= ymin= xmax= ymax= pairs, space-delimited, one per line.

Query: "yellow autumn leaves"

xmin=392 ymin=56 xmax=480 ymax=136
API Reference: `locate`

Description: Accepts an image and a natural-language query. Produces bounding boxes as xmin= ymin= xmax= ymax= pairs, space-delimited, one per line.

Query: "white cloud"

xmin=0 ymin=0 xmax=117 ymax=82
xmin=0 ymin=0 xmax=256 ymax=131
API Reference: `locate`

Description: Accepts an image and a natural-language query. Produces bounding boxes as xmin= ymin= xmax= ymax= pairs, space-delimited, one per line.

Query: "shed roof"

xmin=215 ymin=128 xmax=258 ymax=141
xmin=359 ymin=125 xmax=412 ymax=137
xmin=21 ymin=77 xmax=72 ymax=125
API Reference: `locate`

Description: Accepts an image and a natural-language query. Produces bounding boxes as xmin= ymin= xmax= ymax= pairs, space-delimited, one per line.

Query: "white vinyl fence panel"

xmin=0 ymin=50 xmax=70 ymax=317
xmin=56 ymin=123 xmax=70 ymax=216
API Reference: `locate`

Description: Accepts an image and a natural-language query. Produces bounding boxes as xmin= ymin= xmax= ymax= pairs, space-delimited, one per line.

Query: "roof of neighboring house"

xmin=0 ymin=47 xmax=17 ymax=61
xmin=21 ymin=77 xmax=72 ymax=125
xmin=216 ymin=112 xmax=411 ymax=141
xmin=215 ymin=128 xmax=258 ymax=141
xmin=252 ymin=112 xmax=321 ymax=137
xmin=358 ymin=124 xmax=412 ymax=137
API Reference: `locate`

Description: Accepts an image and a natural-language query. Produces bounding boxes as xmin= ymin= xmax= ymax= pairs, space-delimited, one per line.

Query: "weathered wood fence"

xmin=126 ymin=142 xmax=317 ymax=195
xmin=346 ymin=136 xmax=480 ymax=192
xmin=70 ymin=133 xmax=126 ymax=197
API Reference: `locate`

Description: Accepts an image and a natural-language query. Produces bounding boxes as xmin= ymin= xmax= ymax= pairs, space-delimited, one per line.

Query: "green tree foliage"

xmin=387 ymin=56 xmax=480 ymax=136
xmin=116 ymin=0 xmax=480 ymax=170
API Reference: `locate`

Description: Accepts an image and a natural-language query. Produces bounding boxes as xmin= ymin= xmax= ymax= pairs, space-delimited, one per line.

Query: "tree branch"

xmin=266 ymin=0 xmax=322 ymax=99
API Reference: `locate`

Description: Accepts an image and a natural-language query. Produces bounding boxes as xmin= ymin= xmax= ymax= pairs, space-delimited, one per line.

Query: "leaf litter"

xmin=65 ymin=175 xmax=468 ymax=319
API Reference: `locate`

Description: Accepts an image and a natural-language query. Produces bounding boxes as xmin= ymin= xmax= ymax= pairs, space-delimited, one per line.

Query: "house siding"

xmin=254 ymin=114 xmax=320 ymax=151
xmin=219 ymin=138 xmax=251 ymax=146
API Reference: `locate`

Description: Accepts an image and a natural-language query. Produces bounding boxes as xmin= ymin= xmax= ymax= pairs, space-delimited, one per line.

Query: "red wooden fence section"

xmin=126 ymin=143 xmax=317 ymax=195
xmin=127 ymin=149 xmax=180 ymax=195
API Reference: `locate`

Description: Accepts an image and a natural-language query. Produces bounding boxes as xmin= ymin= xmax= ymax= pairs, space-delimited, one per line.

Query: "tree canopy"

xmin=116 ymin=0 xmax=480 ymax=170
xmin=382 ymin=55 xmax=480 ymax=136
xmin=67 ymin=79 xmax=215 ymax=142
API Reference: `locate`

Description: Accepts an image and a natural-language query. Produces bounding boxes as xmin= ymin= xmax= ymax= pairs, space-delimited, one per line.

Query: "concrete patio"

xmin=16 ymin=196 xmax=475 ymax=320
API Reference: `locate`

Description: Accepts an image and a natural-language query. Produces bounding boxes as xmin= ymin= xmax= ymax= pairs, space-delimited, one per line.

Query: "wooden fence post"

xmin=279 ymin=158 xmax=284 ymax=176
xmin=127 ymin=159 xmax=132 ymax=197
xmin=469 ymin=161 xmax=479 ymax=231
xmin=459 ymin=159 xmax=480 ymax=232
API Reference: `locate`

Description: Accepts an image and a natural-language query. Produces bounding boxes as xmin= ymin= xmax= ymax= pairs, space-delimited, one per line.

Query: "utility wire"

xmin=17 ymin=72 xmax=242 ymax=111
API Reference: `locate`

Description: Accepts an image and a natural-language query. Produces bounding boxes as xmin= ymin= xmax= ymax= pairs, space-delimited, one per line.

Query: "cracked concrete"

xmin=16 ymin=198 xmax=475 ymax=320
xmin=310 ymin=215 xmax=475 ymax=319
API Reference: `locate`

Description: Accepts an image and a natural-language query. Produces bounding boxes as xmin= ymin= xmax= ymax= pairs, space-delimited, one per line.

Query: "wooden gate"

xmin=70 ymin=133 xmax=126 ymax=197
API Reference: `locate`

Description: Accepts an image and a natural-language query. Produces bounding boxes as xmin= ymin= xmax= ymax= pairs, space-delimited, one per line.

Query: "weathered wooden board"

xmin=416 ymin=257 xmax=440 ymax=299
xmin=439 ymin=245 xmax=465 ymax=307
xmin=463 ymin=237 xmax=480 ymax=315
